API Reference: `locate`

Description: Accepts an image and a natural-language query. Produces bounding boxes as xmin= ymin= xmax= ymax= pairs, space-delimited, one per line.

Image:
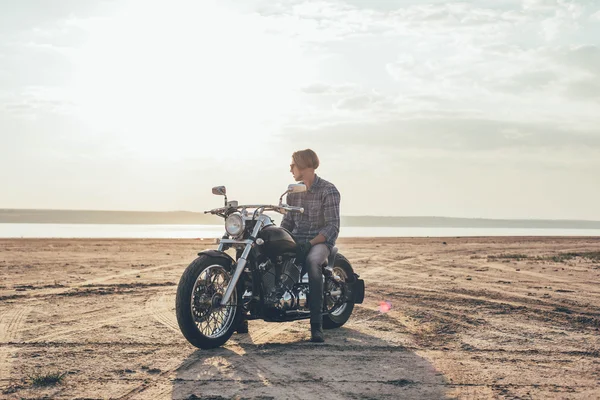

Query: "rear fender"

xmin=347 ymin=275 xmax=365 ymax=304
xmin=335 ymin=253 xmax=365 ymax=304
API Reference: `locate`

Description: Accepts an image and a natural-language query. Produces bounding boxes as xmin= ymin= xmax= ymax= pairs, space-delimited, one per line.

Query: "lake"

xmin=1 ymin=223 xmax=599 ymax=238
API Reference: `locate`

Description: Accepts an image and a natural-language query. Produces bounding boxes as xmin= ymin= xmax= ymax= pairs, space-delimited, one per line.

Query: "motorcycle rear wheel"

xmin=323 ymin=254 xmax=356 ymax=329
xmin=176 ymin=255 xmax=243 ymax=349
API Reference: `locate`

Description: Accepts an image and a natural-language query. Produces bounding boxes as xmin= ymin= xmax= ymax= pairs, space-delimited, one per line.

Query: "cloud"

xmin=254 ymin=0 xmax=526 ymax=46
xmin=564 ymin=78 xmax=600 ymax=101
xmin=0 ymin=0 xmax=599 ymax=219
xmin=495 ymin=69 xmax=559 ymax=93
xmin=284 ymin=116 xmax=600 ymax=153
xmin=542 ymin=45 xmax=600 ymax=101
xmin=0 ymin=1 xmax=93 ymax=34
xmin=391 ymin=3 xmax=518 ymax=27
xmin=385 ymin=55 xmax=420 ymax=81
xmin=0 ymin=14 xmax=81 ymax=93
xmin=384 ymin=40 xmax=600 ymax=108
xmin=301 ymin=82 xmax=356 ymax=94
xmin=522 ymin=0 xmax=560 ymax=11
xmin=334 ymin=92 xmax=390 ymax=111
xmin=1 ymin=86 xmax=74 ymax=117
xmin=561 ymin=45 xmax=600 ymax=76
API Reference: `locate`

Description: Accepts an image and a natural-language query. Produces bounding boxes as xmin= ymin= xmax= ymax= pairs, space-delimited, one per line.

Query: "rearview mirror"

xmin=212 ymin=186 xmax=226 ymax=196
xmin=287 ymin=184 xmax=306 ymax=194
xmin=279 ymin=184 xmax=306 ymax=206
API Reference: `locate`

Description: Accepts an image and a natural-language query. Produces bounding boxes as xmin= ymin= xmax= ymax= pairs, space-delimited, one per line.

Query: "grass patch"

xmin=554 ymin=306 xmax=573 ymax=314
xmin=29 ymin=371 xmax=67 ymax=387
xmin=488 ymin=252 xmax=600 ymax=263
xmin=487 ymin=254 xmax=529 ymax=261
xmin=538 ymin=252 xmax=600 ymax=263
xmin=386 ymin=379 xmax=414 ymax=387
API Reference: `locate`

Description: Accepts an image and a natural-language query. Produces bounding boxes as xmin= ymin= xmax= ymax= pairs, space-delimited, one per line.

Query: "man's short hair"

xmin=292 ymin=149 xmax=320 ymax=170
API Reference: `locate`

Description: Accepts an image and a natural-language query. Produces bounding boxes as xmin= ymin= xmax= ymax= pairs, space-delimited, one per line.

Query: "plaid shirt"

xmin=280 ymin=175 xmax=341 ymax=248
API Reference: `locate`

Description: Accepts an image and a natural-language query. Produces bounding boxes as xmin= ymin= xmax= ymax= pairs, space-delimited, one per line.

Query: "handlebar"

xmin=204 ymin=204 xmax=304 ymax=215
xmin=283 ymin=205 xmax=304 ymax=213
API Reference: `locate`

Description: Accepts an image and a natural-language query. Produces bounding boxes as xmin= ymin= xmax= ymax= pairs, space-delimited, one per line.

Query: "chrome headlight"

xmin=225 ymin=213 xmax=245 ymax=237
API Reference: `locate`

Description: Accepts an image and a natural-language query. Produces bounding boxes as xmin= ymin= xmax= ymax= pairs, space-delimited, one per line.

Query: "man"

xmin=280 ymin=149 xmax=341 ymax=343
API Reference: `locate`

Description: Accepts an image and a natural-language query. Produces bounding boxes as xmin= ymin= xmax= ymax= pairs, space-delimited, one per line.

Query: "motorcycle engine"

xmin=261 ymin=257 xmax=309 ymax=312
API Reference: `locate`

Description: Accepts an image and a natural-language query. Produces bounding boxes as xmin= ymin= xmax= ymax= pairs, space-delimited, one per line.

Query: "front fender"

xmin=197 ymin=250 xmax=235 ymax=268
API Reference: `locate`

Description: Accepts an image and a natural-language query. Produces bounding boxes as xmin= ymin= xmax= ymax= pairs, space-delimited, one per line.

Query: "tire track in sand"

xmin=130 ymin=301 xmax=304 ymax=398
xmin=233 ymin=320 xmax=290 ymax=345
xmin=25 ymin=308 xmax=141 ymax=343
xmin=145 ymin=293 xmax=179 ymax=333
xmin=143 ymin=287 xmax=292 ymax=344
xmin=13 ymin=262 xmax=185 ymax=301
xmin=117 ymin=349 xmax=207 ymax=400
xmin=78 ymin=262 xmax=184 ymax=287
xmin=11 ymin=305 xmax=114 ymax=336
xmin=0 ymin=305 xmax=32 ymax=381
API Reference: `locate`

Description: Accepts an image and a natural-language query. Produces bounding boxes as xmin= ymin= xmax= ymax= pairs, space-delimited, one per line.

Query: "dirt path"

xmin=0 ymin=238 xmax=599 ymax=399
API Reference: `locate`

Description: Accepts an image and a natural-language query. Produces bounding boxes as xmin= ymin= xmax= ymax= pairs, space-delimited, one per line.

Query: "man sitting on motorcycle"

xmin=235 ymin=149 xmax=341 ymax=342
xmin=279 ymin=149 xmax=342 ymax=342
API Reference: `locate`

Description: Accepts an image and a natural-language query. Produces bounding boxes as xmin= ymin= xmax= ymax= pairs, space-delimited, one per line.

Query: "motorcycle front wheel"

xmin=175 ymin=255 xmax=243 ymax=349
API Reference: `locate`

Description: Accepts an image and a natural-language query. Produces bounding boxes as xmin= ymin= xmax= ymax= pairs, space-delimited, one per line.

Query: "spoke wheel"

xmin=323 ymin=253 xmax=357 ymax=330
xmin=176 ymin=255 xmax=243 ymax=349
xmin=191 ymin=265 xmax=237 ymax=339
xmin=325 ymin=266 xmax=348 ymax=316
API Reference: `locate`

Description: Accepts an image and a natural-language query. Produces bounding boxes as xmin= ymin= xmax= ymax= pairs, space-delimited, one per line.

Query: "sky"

xmin=1 ymin=0 xmax=599 ymax=219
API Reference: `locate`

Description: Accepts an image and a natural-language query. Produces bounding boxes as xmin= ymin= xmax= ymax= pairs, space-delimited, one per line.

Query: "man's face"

xmin=290 ymin=160 xmax=303 ymax=182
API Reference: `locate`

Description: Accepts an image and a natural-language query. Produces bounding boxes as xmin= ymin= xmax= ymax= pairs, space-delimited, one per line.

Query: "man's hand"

xmin=295 ymin=241 xmax=313 ymax=262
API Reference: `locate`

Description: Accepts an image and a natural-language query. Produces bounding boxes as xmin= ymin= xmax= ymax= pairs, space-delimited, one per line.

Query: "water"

xmin=0 ymin=223 xmax=599 ymax=238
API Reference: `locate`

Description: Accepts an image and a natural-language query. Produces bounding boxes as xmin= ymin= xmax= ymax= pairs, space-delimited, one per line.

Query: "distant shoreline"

xmin=1 ymin=209 xmax=600 ymax=229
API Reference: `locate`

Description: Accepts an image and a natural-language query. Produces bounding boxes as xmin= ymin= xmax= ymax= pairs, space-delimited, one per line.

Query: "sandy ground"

xmin=0 ymin=237 xmax=599 ymax=400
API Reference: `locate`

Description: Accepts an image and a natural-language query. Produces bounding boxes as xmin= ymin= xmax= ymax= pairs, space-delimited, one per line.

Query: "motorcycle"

xmin=175 ymin=184 xmax=365 ymax=349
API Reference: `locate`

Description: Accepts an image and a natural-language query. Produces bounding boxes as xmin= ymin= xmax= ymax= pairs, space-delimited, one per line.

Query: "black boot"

xmin=310 ymin=323 xmax=324 ymax=343
xmin=236 ymin=319 xmax=249 ymax=334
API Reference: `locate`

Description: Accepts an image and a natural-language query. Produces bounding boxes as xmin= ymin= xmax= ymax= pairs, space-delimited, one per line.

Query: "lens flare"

xmin=378 ymin=300 xmax=392 ymax=313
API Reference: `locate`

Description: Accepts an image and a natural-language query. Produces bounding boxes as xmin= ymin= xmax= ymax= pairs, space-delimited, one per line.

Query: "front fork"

xmin=218 ymin=216 xmax=268 ymax=306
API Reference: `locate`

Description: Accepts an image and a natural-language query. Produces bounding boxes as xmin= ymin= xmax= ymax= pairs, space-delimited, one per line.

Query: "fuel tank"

xmin=257 ymin=225 xmax=297 ymax=258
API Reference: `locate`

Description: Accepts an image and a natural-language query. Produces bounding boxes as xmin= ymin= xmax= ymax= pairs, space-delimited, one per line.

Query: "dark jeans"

xmin=305 ymin=244 xmax=330 ymax=324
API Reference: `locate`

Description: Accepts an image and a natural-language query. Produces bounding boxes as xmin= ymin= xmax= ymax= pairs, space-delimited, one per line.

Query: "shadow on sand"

xmin=171 ymin=322 xmax=451 ymax=400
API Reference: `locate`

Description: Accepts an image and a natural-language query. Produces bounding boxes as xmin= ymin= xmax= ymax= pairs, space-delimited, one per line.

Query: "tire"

xmin=323 ymin=254 xmax=356 ymax=329
xmin=175 ymin=255 xmax=243 ymax=349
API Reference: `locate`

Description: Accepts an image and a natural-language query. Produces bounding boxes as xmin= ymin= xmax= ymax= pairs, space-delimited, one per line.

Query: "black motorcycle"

xmin=175 ymin=184 xmax=365 ymax=349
